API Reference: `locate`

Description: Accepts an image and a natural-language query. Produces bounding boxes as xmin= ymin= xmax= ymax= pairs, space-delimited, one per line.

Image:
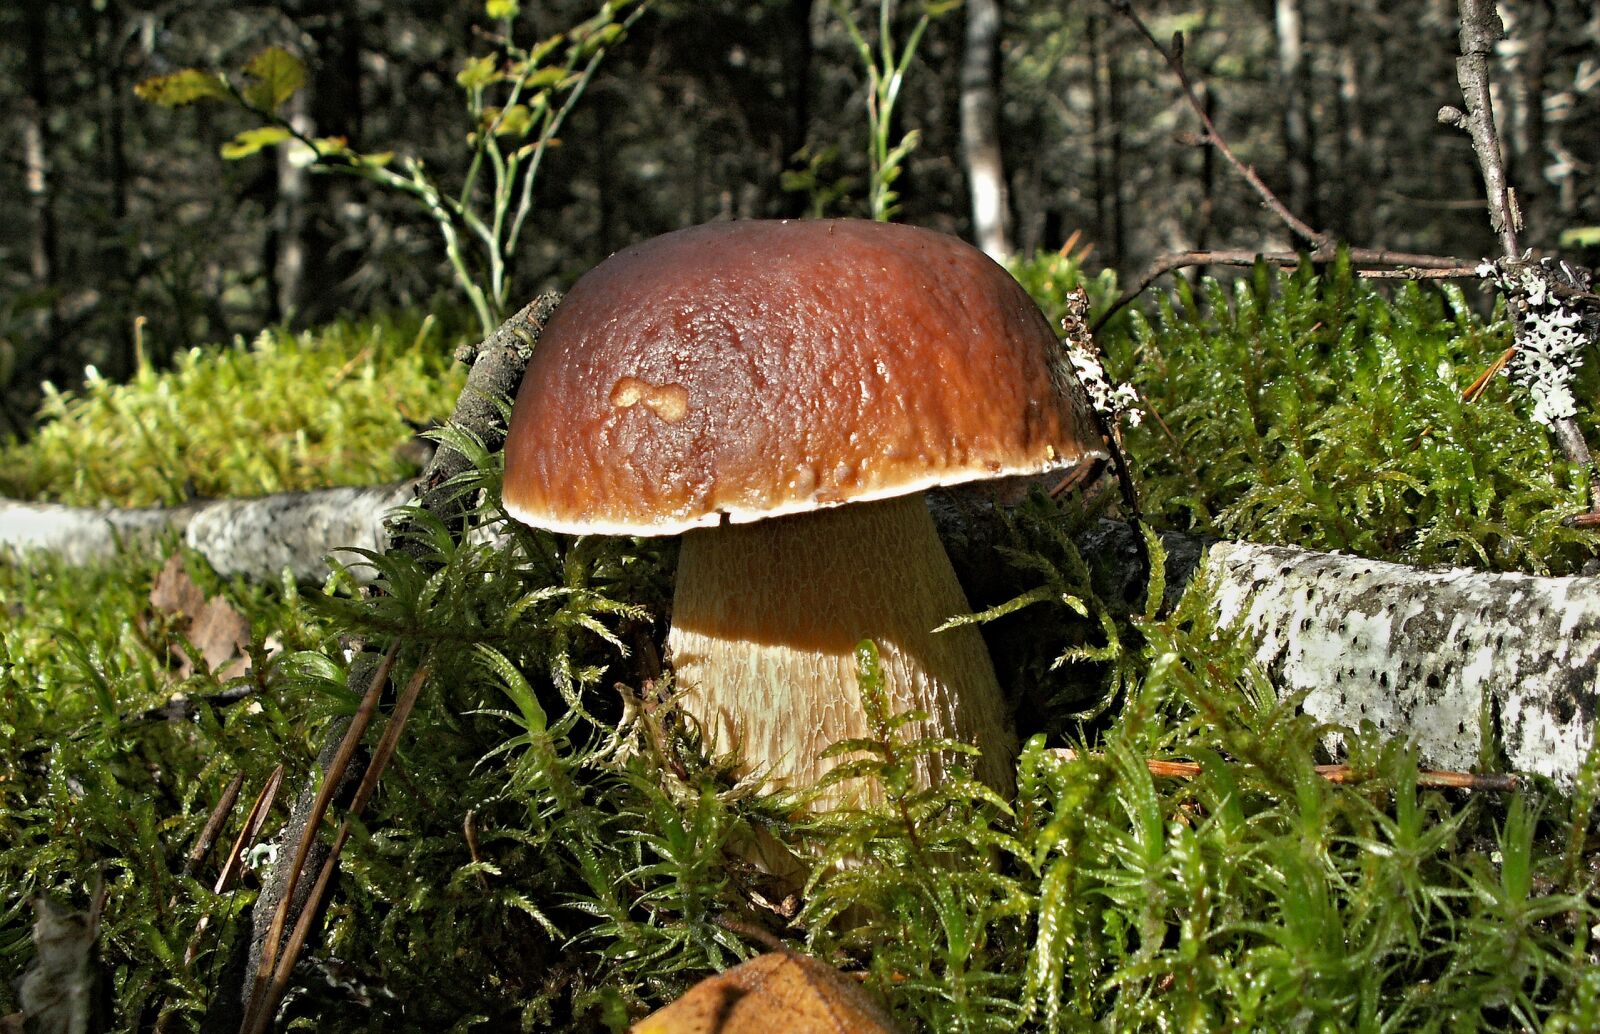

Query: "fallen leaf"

xmin=148 ymin=553 xmax=252 ymax=679
xmin=150 ymin=553 xmax=206 ymax=619
xmin=632 ymin=952 xmax=904 ymax=1034
xmin=188 ymin=596 xmax=252 ymax=679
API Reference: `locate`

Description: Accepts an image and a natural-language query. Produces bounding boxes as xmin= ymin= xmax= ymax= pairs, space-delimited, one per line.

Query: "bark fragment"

xmin=1208 ymin=540 xmax=1600 ymax=787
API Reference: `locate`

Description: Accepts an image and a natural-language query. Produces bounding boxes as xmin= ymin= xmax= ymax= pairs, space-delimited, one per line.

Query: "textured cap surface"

xmin=503 ymin=219 xmax=1104 ymax=535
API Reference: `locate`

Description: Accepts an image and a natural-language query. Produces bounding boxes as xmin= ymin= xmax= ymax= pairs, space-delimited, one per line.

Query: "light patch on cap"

xmin=610 ymin=376 xmax=689 ymax=424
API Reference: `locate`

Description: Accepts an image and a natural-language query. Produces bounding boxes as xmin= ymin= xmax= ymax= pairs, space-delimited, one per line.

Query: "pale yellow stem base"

xmin=666 ymin=494 xmax=1016 ymax=812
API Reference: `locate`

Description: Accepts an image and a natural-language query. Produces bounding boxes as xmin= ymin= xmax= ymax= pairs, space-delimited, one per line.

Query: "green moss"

xmin=4 ymin=278 xmax=1598 ymax=1031
xmin=1011 ymin=253 xmax=1596 ymax=574
xmin=0 ymin=547 xmax=334 ymax=1026
xmin=0 ymin=311 xmax=467 ymax=507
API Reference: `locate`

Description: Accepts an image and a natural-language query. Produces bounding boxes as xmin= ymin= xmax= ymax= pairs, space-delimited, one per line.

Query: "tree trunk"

xmin=91 ymin=0 xmax=136 ymax=379
xmin=1087 ymin=12 xmax=1111 ymax=259
xmin=1329 ymin=0 xmax=1367 ymax=242
xmin=270 ymin=88 xmax=313 ymax=324
xmin=1106 ymin=23 xmax=1128 ymax=268
xmin=1275 ymin=0 xmax=1318 ymax=229
xmin=959 ymin=0 xmax=1012 ymax=261
xmin=1498 ymin=1 xmax=1549 ymax=243
xmin=277 ymin=0 xmax=365 ymax=326
xmin=21 ymin=2 xmax=61 ymax=352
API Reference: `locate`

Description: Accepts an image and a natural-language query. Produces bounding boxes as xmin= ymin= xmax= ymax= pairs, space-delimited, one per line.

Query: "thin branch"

xmin=1359 ymin=266 xmax=1485 ymax=280
xmin=182 ymin=765 xmax=284 ymax=969
xmin=181 ymin=771 xmax=246 ymax=881
xmin=1107 ymin=0 xmax=1325 ymax=248
xmin=1049 ymin=747 xmax=1518 ymax=791
xmin=1445 ymin=0 xmax=1520 ymax=258
xmin=1443 ymin=0 xmax=1600 ymax=509
xmin=1093 ymin=2 xmax=1482 ymax=330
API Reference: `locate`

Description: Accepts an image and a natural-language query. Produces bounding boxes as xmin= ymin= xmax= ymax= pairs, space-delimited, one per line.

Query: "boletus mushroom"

xmin=503 ymin=219 xmax=1105 ymax=811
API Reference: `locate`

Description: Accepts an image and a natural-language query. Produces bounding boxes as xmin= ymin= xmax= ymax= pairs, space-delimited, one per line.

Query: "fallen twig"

xmin=183 ymin=772 xmax=246 ymax=881
xmin=1053 ymin=748 xmax=1517 ymax=792
xmin=126 ymin=684 xmax=266 ymax=724
xmin=182 ymin=765 xmax=283 ymax=970
xmin=1145 ymin=757 xmax=1517 ymax=792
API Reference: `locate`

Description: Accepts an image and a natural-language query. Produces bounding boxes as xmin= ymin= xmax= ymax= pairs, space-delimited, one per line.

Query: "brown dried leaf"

xmin=148 ymin=553 xmax=251 ymax=678
xmin=149 ymin=553 xmax=206 ymax=619
xmin=631 ymin=952 xmax=904 ymax=1034
xmin=189 ymin=596 xmax=252 ymax=679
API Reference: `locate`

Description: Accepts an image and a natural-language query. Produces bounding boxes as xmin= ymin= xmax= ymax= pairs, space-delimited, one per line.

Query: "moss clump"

xmin=0 ymin=547 xmax=332 ymax=1027
xmin=0 ymin=311 xmax=467 ymax=507
xmin=1010 ymin=252 xmax=1595 ymax=574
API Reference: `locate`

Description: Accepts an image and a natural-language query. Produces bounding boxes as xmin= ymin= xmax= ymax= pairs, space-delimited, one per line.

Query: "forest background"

xmin=4 ymin=0 xmax=1598 ymax=425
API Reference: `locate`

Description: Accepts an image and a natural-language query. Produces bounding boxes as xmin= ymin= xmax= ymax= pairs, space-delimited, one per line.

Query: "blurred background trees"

xmin=2 ymin=0 xmax=1597 ymax=431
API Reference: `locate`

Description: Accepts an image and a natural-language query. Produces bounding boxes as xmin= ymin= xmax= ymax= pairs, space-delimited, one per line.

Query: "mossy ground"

xmin=2 ymin=266 xmax=1598 ymax=1031
xmin=0 ymin=311 xmax=467 ymax=507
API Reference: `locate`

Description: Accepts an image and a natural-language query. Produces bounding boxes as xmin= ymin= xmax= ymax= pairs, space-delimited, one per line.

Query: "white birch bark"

xmin=1208 ymin=541 xmax=1599 ymax=788
xmin=959 ymin=0 xmax=1012 ymax=262
xmin=0 ymin=483 xmax=414 ymax=582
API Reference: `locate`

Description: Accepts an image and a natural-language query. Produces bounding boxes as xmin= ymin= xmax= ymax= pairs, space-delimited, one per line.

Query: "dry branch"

xmin=1442 ymin=0 xmax=1600 ymax=508
xmin=1092 ymin=0 xmax=1476 ymax=331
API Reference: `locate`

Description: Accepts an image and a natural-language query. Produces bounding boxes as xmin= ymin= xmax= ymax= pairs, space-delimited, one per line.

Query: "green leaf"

xmin=311 ymin=135 xmax=350 ymax=158
xmin=494 ymin=103 xmax=533 ymax=137
xmin=134 ymin=69 xmax=228 ymax=107
xmin=219 ymin=125 xmax=292 ymax=160
xmin=457 ymin=54 xmax=499 ymax=91
xmin=240 ymin=46 xmax=305 ymax=114
xmin=525 ymin=66 xmax=566 ymax=89
xmin=1559 ymin=226 xmax=1600 ymax=248
xmin=589 ymin=23 xmax=625 ymax=48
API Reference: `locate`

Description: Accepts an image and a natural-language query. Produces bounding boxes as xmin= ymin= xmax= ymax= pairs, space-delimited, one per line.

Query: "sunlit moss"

xmin=1092 ymin=257 xmax=1592 ymax=573
xmin=0 ymin=311 xmax=468 ymax=507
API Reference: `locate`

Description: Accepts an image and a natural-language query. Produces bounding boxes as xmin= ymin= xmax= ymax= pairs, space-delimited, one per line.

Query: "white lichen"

xmin=1064 ymin=341 xmax=1143 ymax=428
xmin=1484 ymin=257 xmax=1595 ymax=427
xmin=1059 ymin=285 xmax=1142 ymax=428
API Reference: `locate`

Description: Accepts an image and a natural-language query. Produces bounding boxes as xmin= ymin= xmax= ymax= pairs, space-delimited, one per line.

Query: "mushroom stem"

xmin=666 ymin=493 xmax=1016 ymax=811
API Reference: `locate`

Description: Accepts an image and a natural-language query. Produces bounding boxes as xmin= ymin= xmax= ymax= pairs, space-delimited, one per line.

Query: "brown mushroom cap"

xmin=503 ymin=218 xmax=1104 ymax=536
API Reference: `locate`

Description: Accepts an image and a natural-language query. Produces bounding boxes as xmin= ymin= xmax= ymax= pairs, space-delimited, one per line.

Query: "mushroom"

xmin=503 ymin=219 xmax=1105 ymax=810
